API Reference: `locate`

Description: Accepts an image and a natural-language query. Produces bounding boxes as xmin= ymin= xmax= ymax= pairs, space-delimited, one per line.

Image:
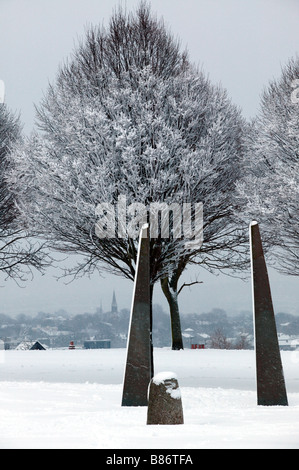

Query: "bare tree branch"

xmin=177 ymin=280 xmax=203 ymax=296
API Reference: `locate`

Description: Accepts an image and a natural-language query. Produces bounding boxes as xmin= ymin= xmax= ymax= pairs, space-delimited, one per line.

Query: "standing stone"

xmin=147 ymin=371 xmax=184 ymax=425
xmin=250 ymin=221 xmax=288 ymax=406
xmin=121 ymin=223 xmax=153 ymax=406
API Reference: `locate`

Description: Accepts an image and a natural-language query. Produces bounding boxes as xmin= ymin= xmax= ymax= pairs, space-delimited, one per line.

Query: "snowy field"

xmin=0 ymin=347 xmax=299 ymax=449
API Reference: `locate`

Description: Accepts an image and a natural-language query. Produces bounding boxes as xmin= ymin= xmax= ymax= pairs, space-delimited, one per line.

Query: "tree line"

xmin=2 ymin=307 xmax=299 ymax=350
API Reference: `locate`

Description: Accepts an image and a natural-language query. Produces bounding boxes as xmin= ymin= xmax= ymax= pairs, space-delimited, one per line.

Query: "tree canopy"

xmin=0 ymin=103 xmax=49 ymax=279
xmin=236 ymin=56 xmax=299 ymax=274
xmin=8 ymin=2 xmax=248 ymax=347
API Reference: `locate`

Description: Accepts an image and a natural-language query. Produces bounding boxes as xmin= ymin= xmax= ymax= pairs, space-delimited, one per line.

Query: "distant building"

xmin=278 ymin=333 xmax=299 ymax=351
xmin=182 ymin=328 xmax=194 ymax=347
xmin=16 ymin=341 xmax=47 ymax=350
xmin=111 ymin=290 xmax=118 ymax=313
xmin=84 ymin=339 xmax=111 ymax=349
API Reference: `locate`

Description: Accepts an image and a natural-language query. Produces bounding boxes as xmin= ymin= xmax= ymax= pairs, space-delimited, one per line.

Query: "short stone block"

xmin=147 ymin=372 xmax=184 ymax=425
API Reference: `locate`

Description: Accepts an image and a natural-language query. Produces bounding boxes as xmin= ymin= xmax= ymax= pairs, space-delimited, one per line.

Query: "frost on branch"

xmin=7 ymin=3 xmax=247 ymax=286
xmin=0 ymin=104 xmax=51 ymax=279
xmin=235 ymin=56 xmax=299 ymax=274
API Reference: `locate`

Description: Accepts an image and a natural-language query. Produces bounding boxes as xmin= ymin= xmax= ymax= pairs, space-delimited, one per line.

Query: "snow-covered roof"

xmin=16 ymin=341 xmax=34 ymax=350
xmin=198 ymin=333 xmax=210 ymax=339
xmin=182 ymin=333 xmax=194 ymax=338
xmin=16 ymin=341 xmax=47 ymax=350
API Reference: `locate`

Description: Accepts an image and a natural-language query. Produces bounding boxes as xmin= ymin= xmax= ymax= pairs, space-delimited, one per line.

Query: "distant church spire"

xmin=111 ymin=290 xmax=118 ymax=313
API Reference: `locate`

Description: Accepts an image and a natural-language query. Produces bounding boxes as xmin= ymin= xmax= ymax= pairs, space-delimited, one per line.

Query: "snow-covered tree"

xmin=0 ymin=104 xmax=19 ymax=229
xmin=0 ymin=102 xmax=49 ymax=279
xmin=8 ymin=2 xmax=247 ymax=348
xmin=236 ymin=56 xmax=299 ymax=274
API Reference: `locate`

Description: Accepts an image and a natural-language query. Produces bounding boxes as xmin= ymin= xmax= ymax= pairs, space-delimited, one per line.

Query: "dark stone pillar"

xmin=147 ymin=372 xmax=184 ymax=425
xmin=121 ymin=224 xmax=153 ymax=406
xmin=250 ymin=221 xmax=288 ymax=406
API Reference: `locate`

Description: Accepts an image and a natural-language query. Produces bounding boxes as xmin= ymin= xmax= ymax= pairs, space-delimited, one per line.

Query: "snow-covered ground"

xmin=0 ymin=348 xmax=299 ymax=449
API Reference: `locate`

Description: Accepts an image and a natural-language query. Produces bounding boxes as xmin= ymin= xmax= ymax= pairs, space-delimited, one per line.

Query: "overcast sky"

xmin=0 ymin=0 xmax=298 ymax=316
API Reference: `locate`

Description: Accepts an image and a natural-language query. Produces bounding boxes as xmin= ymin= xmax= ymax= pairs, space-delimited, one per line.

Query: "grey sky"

xmin=0 ymin=0 xmax=298 ymax=316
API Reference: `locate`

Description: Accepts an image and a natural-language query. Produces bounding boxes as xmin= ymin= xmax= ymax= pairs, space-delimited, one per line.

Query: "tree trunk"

xmin=150 ymin=282 xmax=154 ymax=378
xmin=160 ymin=276 xmax=184 ymax=350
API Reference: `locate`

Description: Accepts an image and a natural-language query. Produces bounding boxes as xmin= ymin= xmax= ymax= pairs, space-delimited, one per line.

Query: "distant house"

xmin=84 ymin=339 xmax=111 ymax=349
xmin=278 ymin=333 xmax=299 ymax=351
xmin=16 ymin=341 xmax=47 ymax=350
xmin=182 ymin=329 xmax=211 ymax=349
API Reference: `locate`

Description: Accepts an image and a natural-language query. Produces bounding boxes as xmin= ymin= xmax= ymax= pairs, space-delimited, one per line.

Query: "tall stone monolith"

xmin=250 ymin=221 xmax=288 ymax=406
xmin=121 ymin=223 xmax=153 ymax=406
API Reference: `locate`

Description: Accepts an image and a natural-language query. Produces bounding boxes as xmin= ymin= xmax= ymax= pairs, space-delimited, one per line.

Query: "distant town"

xmin=1 ymin=291 xmax=299 ymax=351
